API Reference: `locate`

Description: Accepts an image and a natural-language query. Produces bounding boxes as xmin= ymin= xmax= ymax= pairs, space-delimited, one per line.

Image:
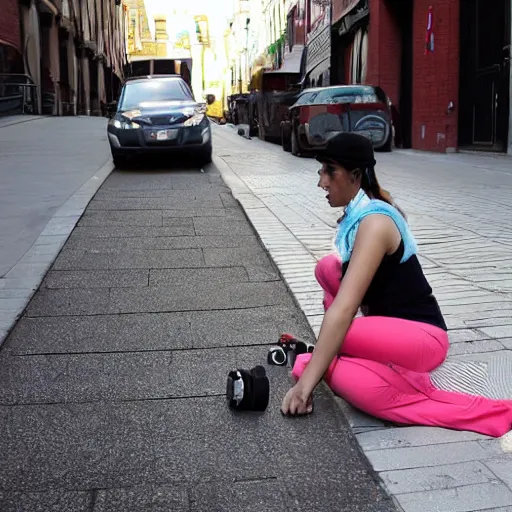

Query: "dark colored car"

xmin=252 ymin=71 xmax=302 ymax=142
xmin=281 ymin=84 xmax=394 ymax=155
xmin=107 ymin=75 xmax=214 ymax=168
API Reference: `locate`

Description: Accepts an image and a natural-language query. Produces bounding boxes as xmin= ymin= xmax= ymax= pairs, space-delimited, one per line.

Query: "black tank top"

xmin=342 ymin=240 xmax=447 ymax=330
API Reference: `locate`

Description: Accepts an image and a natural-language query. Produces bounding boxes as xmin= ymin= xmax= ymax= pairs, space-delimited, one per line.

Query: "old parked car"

xmin=280 ymin=84 xmax=394 ymax=155
xmin=107 ymin=75 xmax=214 ymax=168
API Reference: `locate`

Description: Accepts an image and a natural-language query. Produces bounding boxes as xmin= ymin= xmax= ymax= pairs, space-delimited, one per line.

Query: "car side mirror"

xmin=107 ymin=101 xmax=118 ymax=117
xmin=206 ymin=94 xmax=215 ymax=105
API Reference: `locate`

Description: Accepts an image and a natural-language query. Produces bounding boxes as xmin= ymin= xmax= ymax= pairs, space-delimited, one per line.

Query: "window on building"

xmin=287 ymin=9 xmax=295 ymax=50
xmin=310 ymin=0 xmax=323 ymax=27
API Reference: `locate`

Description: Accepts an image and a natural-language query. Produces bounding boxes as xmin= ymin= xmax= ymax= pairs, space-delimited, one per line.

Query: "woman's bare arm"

xmin=295 ymin=214 xmax=398 ymax=397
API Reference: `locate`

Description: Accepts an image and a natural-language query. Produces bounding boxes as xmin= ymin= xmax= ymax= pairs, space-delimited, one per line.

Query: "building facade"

xmin=332 ymin=0 xmax=511 ymax=154
xmin=0 ymin=0 xmax=23 ymax=74
xmin=225 ymin=0 xmax=512 ymax=154
xmin=0 ymin=0 xmax=128 ymax=117
xmin=304 ymin=0 xmax=331 ymax=86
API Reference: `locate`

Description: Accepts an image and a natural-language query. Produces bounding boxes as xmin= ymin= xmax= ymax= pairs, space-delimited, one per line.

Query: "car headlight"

xmin=109 ymin=119 xmax=141 ymax=130
xmin=184 ymin=114 xmax=205 ymax=127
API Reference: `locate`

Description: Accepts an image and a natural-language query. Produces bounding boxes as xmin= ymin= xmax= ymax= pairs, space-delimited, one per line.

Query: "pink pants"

xmin=292 ymin=254 xmax=512 ymax=437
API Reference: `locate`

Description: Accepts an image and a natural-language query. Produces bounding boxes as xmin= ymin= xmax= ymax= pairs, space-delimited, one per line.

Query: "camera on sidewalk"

xmin=226 ymin=365 xmax=270 ymax=411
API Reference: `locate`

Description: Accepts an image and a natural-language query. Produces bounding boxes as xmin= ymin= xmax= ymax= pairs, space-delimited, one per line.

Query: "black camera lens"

xmin=267 ymin=346 xmax=287 ymax=366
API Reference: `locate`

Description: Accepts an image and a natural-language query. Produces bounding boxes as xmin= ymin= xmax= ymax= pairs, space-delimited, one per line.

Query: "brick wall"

xmin=365 ymin=0 xmax=460 ymax=152
xmin=412 ymin=0 xmax=460 ymax=152
xmin=0 ymin=0 xmax=21 ymax=51
xmin=366 ymin=0 xmax=402 ymax=106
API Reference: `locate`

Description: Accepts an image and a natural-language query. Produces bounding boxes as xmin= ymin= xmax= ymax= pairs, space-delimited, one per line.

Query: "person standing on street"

xmin=281 ymin=132 xmax=512 ymax=438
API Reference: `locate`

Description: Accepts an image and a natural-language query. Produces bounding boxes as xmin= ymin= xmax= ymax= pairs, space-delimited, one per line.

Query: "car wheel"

xmin=198 ymin=144 xmax=212 ymax=166
xmin=282 ymin=127 xmax=292 ymax=152
xmin=113 ymin=154 xmax=128 ymax=169
xmin=380 ymin=131 xmax=393 ymax=152
xmin=291 ymin=128 xmax=300 ymax=156
xmin=258 ymin=123 xmax=267 ymax=141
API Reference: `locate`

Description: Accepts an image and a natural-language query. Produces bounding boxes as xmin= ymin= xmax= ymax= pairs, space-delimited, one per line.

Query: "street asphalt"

xmin=0 ymin=116 xmax=111 ymax=278
xmin=0 ymin=116 xmax=113 ymax=345
xmin=0 ymin=138 xmax=398 ymax=511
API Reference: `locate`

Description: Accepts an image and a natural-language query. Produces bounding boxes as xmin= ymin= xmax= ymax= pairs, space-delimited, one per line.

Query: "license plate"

xmin=155 ymin=129 xmax=178 ymax=141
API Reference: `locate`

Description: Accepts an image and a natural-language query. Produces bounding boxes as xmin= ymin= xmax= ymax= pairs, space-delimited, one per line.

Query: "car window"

xmin=294 ymin=92 xmax=317 ymax=106
xmin=120 ymin=79 xmax=193 ymax=109
xmin=313 ymin=87 xmax=383 ymax=105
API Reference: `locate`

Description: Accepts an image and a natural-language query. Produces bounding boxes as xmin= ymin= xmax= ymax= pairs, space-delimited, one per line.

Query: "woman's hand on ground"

xmin=281 ymin=383 xmax=313 ymax=416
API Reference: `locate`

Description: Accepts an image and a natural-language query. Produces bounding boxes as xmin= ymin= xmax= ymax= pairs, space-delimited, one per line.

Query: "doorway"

xmin=459 ymin=0 xmax=511 ymax=151
xmin=387 ymin=0 xmax=413 ymax=149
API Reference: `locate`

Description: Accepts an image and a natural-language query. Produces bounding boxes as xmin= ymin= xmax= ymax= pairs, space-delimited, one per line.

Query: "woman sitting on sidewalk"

xmin=281 ymin=132 xmax=512 ymax=438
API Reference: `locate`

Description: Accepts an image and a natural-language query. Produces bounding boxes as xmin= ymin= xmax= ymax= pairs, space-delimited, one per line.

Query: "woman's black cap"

xmin=316 ymin=132 xmax=376 ymax=168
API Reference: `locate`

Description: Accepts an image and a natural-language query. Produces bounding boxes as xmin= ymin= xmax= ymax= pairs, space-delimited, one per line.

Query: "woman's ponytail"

xmin=360 ymin=166 xmax=406 ymax=218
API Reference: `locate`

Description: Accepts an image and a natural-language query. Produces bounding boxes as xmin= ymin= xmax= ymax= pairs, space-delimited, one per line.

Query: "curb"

xmin=212 ymin=153 xmax=402 ymax=509
xmin=0 ymin=158 xmax=114 ymax=346
xmin=0 ymin=115 xmax=49 ymax=129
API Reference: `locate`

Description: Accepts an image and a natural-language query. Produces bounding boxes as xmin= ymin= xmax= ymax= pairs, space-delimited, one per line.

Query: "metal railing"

xmin=0 ymin=74 xmax=38 ymax=116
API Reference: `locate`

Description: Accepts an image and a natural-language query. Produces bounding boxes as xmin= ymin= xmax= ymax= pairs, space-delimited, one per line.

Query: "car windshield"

xmin=313 ymin=87 xmax=383 ymax=105
xmin=119 ymin=79 xmax=192 ymax=110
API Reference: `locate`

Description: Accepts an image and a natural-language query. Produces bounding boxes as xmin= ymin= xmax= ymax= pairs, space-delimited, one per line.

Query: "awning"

xmin=306 ymin=57 xmax=330 ymax=84
xmin=265 ymin=45 xmax=305 ymax=74
xmin=332 ymin=0 xmax=360 ymax=25
xmin=337 ymin=0 xmax=369 ymax=36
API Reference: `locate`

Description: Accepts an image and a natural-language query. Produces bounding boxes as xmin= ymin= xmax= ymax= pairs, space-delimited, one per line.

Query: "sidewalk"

xmin=213 ymin=125 xmax=512 ymax=512
xmin=0 ymin=163 xmax=398 ymax=511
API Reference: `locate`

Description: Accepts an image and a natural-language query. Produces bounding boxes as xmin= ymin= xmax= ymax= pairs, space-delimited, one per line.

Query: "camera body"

xmin=226 ymin=365 xmax=269 ymax=411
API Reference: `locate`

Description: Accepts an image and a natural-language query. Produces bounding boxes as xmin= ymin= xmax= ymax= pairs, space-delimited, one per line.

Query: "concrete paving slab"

xmin=5 ymin=305 xmax=311 ymax=355
xmin=189 ymin=481 xmax=287 ymax=512
xmin=395 ymin=482 xmax=512 ymax=512
xmin=448 ymin=339 xmax=505 ymax=356
xmin=71 ymin=224 xmax=195 ymax=238
xmin=203 ymin=246 xmax=277 ymax=267
xmin=203 ymin=246 xmax=280 ymax=280
xmin=4 ymin=313 xmax=192 ymax=355
xmin=109 ymin=281 xmax=295 ymax=314
xmin=52 ymin=247 xmax=205 ymax=270
xmin=484 ymin=457 xmax=512 ymax=489
xmin=193 ymin=217 xmax=256 ymax=235
xmin=25 ymin=288 xmax=112 ymax=317
xmin=380 ymin=461 xmax=499 ymax=495
xmin=93 ymin=485 xmax=189 ymax=512
xmin=94 ymin=187 xmax=230 ymax=199
xmin=0 ymin=490 xmax=91 ymax=511
xmin=356 ymin=426 xmax=491 ymax=451
xmin=0 ymin=402 xmax=111 ymax=490
xmin=0 ymin=352 xmax=173 ymax=404
xmin=89 ymin=196 xmax=224 ymax=210
xmin=162 ymin=207 xmax=246 ymax=220
xmin=149 ymin=267 xmax=249 ymax=286
xmin=79 ymin=210 xmax=163 ymax=227
xmin=65 ymin=233 xmax=260 ymax=251
xmin=43 ymin=269 xmax=150 ymax=289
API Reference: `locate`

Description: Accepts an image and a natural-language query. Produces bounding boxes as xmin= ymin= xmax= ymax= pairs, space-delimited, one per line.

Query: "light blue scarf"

xmin=334 ymin=189 xmax=417 ymax=264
